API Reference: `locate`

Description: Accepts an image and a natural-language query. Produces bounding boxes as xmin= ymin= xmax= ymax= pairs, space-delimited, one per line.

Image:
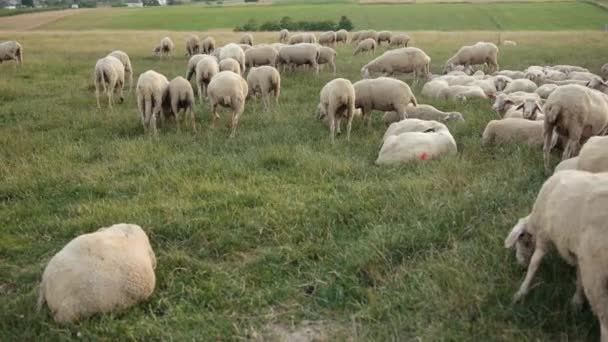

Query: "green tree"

xmin=21 ymin=0 xmax=34 ymax=7
xmin=337 ymin=16 xmax=353 ymax=31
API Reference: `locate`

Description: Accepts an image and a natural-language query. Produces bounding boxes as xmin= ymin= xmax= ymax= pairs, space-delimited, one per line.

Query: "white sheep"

xmin=317 ymin=46 xmax=337 ymax=74
xmin=569 ymin=71 xmax=602 ymax=82
xmin=586 ymin=78 xmax=608 ymax=95
xmin=93 ymin=55 xmax=125 ymax=109
xmin=377 ymin=119 xmax=457 ymax=165
xmin=162 ymin=76 xmax=196 ymax=132
xmin=491 ymin=92 xmax=541 ymax=117
xmin=319 ymin=31 xmax=337 ymax=46
xmin=535 ymin=83 xmax=559 ymax=99
xmin=548 ymin=65 xmax=590 ymax=74
xmin=601 ymin=63 xmax=608 ymax=80
xmin=202 ymin=36 xmax=216 ymax=54
xmin=37 ymin=223 xmax=156 ymax=323
xmin=353 ymin=77 xmax=417 ymax=128
xmin=577 ymin=136 xmax=608 ymax=173
xmin=542 ymin=84 xmax=608 ymax=172
xmin=246 ymin=66 xmax=281 ymax=112
xmin=185 ymin=54 xmax=207 ymax=81
xmin=136 ymin=70 xmax=169 ymax=135
xmin=503 ymin=78 xmax=538 ymax=94
xmin=219 ymin=43 xmax=246 ymax=74
xmin=195 ymin=55 xmax=219 ymax=102
xmin=383 ymin=104 xmax=464 ymax=126
xmin=245 ymin=45 xmax=278 ymax=68
xmin=211 ymin=47 xmax=222 ymax=59
xmin=353 ymin=38 xmax=377 ymax=56
xmin=153 ymin=37 xmax=174 ymax=58
xmin=439 ymin=85 xmax=488 ymax=101
xmin=357 ymin=30 xmax=379 ymax=43
xmin=377 ymin=31 xmax=392 ymax=45
xmin=315 ymin=78 xmax=356 ymax=143
xmin=219 ymin=57 xmax=242 ymax=75
xmin=207 ymin=71 xmax=249 ymax=138
xmin=421 ymin=80 xmax=449 ymax=98
xmin=494 ymin=70 xmax=526 ymax=80
xmin=279 ymin=29 xmax=289 ymax=43
xmin=504 ymin=170 xmax=608 ymax=341
xmin=239 ymin=44 xmax=252 ymax=52
xmin=108 ymin=50 xmax=133 ymax=93
xmin=185 ymin=35 xmax=201 ymax=56
xmin=351 ymin=31 xmax=362 ymax=43
xmin=239 ymin=33 xmax=254 ymax=46
xmin=276 ymin=43 xmax=319 ymax=74
xmin=444 ymin=42 xmax=499 ymax=74
xmin=389 ymin=33 xmax=410 ymax=47
xmin=288 ymin=33 xmax=316 ymax=44
xmin=502 ymin=40 xmax=517 ymax=46
xmin=553 ymin=157 xmax=579 ymax=173
xmin=361 ymin=47 xmax=430 ymax=83
xmin=0 ymin=40 xmax=22 ymax=64
xmin=482 ymin=118 xmax=549 ymax=148
xmin=335 ymin=29 xmax=348 ymax=44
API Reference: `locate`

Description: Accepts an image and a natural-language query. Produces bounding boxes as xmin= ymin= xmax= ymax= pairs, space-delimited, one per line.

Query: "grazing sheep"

xmin=535 ymin=83 xmax=559 ymax=99
xmin=383 ymin=104 xmax=464 ymax=126
xmin=38 ymin=223 xmax=156 ymax=323
xmin=136 ymin=70 xmax=169 ymax=135
xmin=439 ymin=85 xmax=488 ymax=101
xmin=421 ymin=80 xmax=449 ymax=98
xmin=185 ymin=54 xmax=206 ymax=81
xmin=239 ymin=44 xmax=252 ymax=52
xmin=336 ymin=29 xmax=348 ymax=44
xmin=288 ymin=33 xmax=316 ymax=44
xmin=542 ymin=84 xmax=608 ymax=172
xmin=354 ymin=38 xmax=377 ymax=56
xmin=219 ymin=58 xmax=242 ymax=75
xmin=358 ymin=30 xmax=379 ymax=43
xmin=389 ymin=33 xmax=410 ymax=48
xmin=353 ymin=77 xmax=417 ymax=128
xmin=315 ymin=78 xmax=356 ymax=143
xmin=219 ymin=43 xmax=246 ymax=74
xmin=351 ymin=31 xmax=362 ymax=43
xmin=185 ymin=35 xmax=201 ymax=56
xmin=0 ymin=40 xmax=22 ymax=65
xmin=504 ymin=170 xmax=608 ymax=341
xmin=239 ymin=33 xmax=254 ymax=46
xmin=319 ymin=31 xmax=337 ymax=46
xmin=279 ymin=29 xmax=289 ymax=43
xmin=195 ymin=55 xmax=219 ymax=102
xmin=482 ymin=118 xmax=550 ymax=148
xmin=108 ymin=50 xmax=133 ymax=93
xmin=503 ymin=78 xmax=538 ymax=94
xmin=276 ymin=43 xmax=319 ymax=74
xmin=245 ymin=45 xmax=278 ymax=68
xmin=377 ymin=119 xmax=457 ymax=165
xmin=494 ymin=70 xmax=526 ymax=80
xmin=377 ymin=31 xmax=392 ymax=45
xmin=162 ymin=76 xmax=196 ymax=132
xmin=202 ymin=36 xmax=216 ymax=54
xmin=211 ymin=47 xmax=222 ymax=59
xmin=270 ymin=43 xmax=286 ymax=52
xmin=444 ymin=42 xmax=499 ymax=74
xmin=553 ymin=157 xmax=579 ymax=173
xmin=502 ymin=40 xmax=517 ymax=46
xmin=601 ymin=63 xmax=608 ymax=80
xmin=153 ymin=37 xmax=174 ymax=58
xmin=246 ymin=66 xmax=281 ymax=112
xmin=361 ymin=47 xmax=431 ymax=83
xmin=93 ymin=55 xmax=125 ymax=109
xmin=577 ymin=136 xmax=608 ymax=173
xmin=317 ymin=46 xmax=337 ymax=74
xmin=207 ymin=71 xmax=249 ymax=138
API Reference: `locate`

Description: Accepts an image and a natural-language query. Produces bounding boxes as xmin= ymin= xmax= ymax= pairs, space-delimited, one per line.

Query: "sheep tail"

xmin=144 ymin=92 xmax=152 ymax=120
xmin=223 ymin=96 xmax=232 ymax=106
xmin=16 ymin=46 xmax=22 ymax=64
xmin=36 ymin=285 xmax=45 ymax=313
xmin=410 ymin=96 xmax=418 ymax=107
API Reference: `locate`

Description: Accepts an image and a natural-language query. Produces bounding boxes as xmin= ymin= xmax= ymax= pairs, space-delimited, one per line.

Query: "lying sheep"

xmin=336 ymin=29 xmax=348 ymax=44
xmin=245 ymin=45 xmax=278 ymax=68
xmin=162 ymin=76 xmax=196 ymax=132
xmin=153 ymin=37 xmax=174 ymax=58
xmin=549 ymin=65 xmax=589 ymax=74
xmin=502 ymin=40 xmax=517 ymax=46
xmin=421 ymin=80 xmax=449 ymax=98
xmin=38 ymin=223 xmax=156 ymax=323
xmin=586 ymin=78 xmax=608 ymax=95
xmin=524 ymin=66 xmax=544 ymax=84
xmin=389 ymin=33 xmax=410 ymax=47
xmin=108 ymin=50 xmax=133 ymax=93
xmin=316 ymin=78 xmax=356 ymax=143
xmin=276 ymin=43 xmax=319 ymax=74
xmin=239 ymin=33 xmax=254 ymax=46
xmin=542 ymin=84 xmax=608 ymax=172
xmin=544 ymin=79 xmax=590 ymax=86
xmin=492 ymin=92 xmax=541 ymax=117
xmin=503 ymin=78 xmax=538 ymax=94
xmin=207 ymin=71 xmax=249 ymax=138
xmin=354 ymin=77 xmax=417 ymax=128
xmin=504 ymin=170 xmax=608 ymax=341
xmin=383 ymin=104 xmax=464 ymax=126
xmin=361 ymin=47 xmax=430 ymax=83
xmin=354 ymin=38 xmax=377 ymax=56
xmin=494 ymin=70 xmax=525 ymax=80
xmin=377 ymin=31 xmax=392 ymax=45
xmin=219 ymin=58 xmax=242 ymax=74
xmin=535 ymin=83 xmax=559 ymax=99
xmin=246 ymin=66 xmax=281 ymax=112
xmin=0 ymin=40 xmax=22 ymax=65
xmin=482 ymin=118 xmax=549 ymax=148
xmin=185 ymin=54 xmax=206 ymax=81
xmin=136 ymin=70 xmax=169 ymax=135
xmin=93 ymin=55 xmax=125 ymax=109
xmin=202 ymin=36 xmax=216 ymax=54
xmin=377 ymin=119 xmax=457 ymax=165
xmin=185 ymin=35 xmax=201 ymax=56
xmin=493 ymin=75 xmax=512 ymax=92
xmin=319 ymin=31 xmax=336 ymax=46
xmin=279 ymin=29 xmax=289 ymax=43
xmin=195 ymin=55 xmax=219 ymax=102
xmin=219 ymin=43 xmax=246 ymax=74
xmin=439 ymin=85 xmax=487 ymax=101
xmin=444 ymin=42 xmax=499 ymax=74
xmin=358 ymin=30 xmax=379 ymax=43
xmin=569 ymin=71 xmax=602 ymax=82
xmin=577 ymin=136 xmax=608 ymax=173
xmin=317 ymin=46 xmax=337 ymax=74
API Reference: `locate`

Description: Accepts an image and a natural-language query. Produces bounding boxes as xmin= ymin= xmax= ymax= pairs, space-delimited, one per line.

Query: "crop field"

xmin=1 ymin=2 xmax=608 ymax=341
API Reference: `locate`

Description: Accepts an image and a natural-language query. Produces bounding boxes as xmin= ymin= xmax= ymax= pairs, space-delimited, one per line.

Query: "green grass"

xmin=39 ymin=2 xmax=608 ymax=31
xmin=0 ymin=30 xmax=607 ymax=340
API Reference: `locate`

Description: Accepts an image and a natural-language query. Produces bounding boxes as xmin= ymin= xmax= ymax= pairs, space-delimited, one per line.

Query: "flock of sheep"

xmin=4 ymin=27 xmax=608 ymax=338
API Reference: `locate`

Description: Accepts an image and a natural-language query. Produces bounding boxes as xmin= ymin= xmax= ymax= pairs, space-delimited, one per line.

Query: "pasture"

xmin=1 ymin=5 xmax=608 ymax=341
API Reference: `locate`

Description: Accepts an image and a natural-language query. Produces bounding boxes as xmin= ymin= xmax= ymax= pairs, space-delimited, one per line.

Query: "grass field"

xmin=36 ymin=2 xmax=608 ymax=31
xmin=0 ymin=29 xmax=607 ymax=339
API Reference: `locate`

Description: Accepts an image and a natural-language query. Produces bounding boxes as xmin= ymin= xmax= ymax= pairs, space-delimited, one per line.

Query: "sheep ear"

xmin=535 ymin=100 xmax=544 ymax=114
xmin=515 ymin=103 xmax=524 ymax=111
xmin=585 ymin=81 xmax=591 ymax=87
xmin=505 ymin=217 xmax=528 ymax=248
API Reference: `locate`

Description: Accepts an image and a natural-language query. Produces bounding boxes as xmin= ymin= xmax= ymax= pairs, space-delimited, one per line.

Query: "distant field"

xmin=36 ymin=2 xmax=608 ymax=31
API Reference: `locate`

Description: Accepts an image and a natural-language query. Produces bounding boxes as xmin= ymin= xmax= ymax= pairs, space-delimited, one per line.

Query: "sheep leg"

xmin=189 ymin=107 xmax=197 ymax=133
xmin=229 ymin=107 xmax=242 ymax=138
xmin=211 ymin=104 xmax=218 ymax=129
xmin=274 ymin=87 xmax=280 ymax=105
xmin=563 ymin=138 xmax=581 ymax=161
xmin=263 ymin=93 xmax=270 ymax=112
xmin=331 ymin=61 xmax=336 ymax=75
xmin=172 ymin=98 xmax=181 ymax=132
xmin=543 ymin=123 xmax=555 ymax=173
xmin=397 ymin=107 xmax=407 ymax=121
xmin=571 ymin=266 xmax=585 ymax=310
xmin=513 ymin=243 xmax=547 ymax=302
xmin=95 ymin=82 xmax=101 ymax=109
xmin=346 ymin=114 xmax=353 ymax=142
xmin=198 ymin=82 xmax=204 ymax=104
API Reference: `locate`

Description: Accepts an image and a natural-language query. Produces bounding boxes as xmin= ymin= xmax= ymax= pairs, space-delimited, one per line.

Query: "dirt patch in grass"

xmin=0 ymin=9 xmax=88 ymax=31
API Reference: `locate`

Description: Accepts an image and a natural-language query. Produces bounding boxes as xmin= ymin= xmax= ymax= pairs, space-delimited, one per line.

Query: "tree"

xmin=21 ymin=0 xmax=34 ymax=7
xmin=279 ymin=16 xmax=293 ymax=31
xmin=337 ymin=16 xmax=353 ymax=31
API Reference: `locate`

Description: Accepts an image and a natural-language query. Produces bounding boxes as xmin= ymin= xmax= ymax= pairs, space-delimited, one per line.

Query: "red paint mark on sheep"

xmin=420 ymin=152 xmax=429 ymax=160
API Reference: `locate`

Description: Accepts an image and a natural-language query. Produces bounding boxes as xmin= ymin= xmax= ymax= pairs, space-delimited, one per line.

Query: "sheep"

xmin=388 ymin=33 xmax=410 ymax=48
xmin=569 ymin=71 xmax=602 ymax=82
xmin=245 ymin=45 xmax=278 ymax=69
xmin=153 ymin=37 xmax=174 ymax=58
xmin=542 ymin=84 xmax=608 ymax=172
xmin=358 ymin=30 xmax=379 ymax=43
xmin=211 ymin=47 xmax=222 ymax=59
xmin=502 ymin=40 xmax=517 ymax=46
xmin=535 ymin=83 xmax=559 ymax=99
xmin=444 ymin=42 xmax=499 ymax=74
xmin=336 ymin=29 xmax=348 ymax=44
xmin=602 ymin=63 xmax=608 ymax=80
xmin=421 ymin=80 xmax=449 ymax=98
xmin=162 ymin=76 xmax=196 ymax=132
xmin=246 ymin=66 xmax=280 ymax=112
xmin=353 ymin=77 xmax=417 ymax=128
xmin=185 ymin=35 xmax=201 ymax=56
xmin=439 ymin=85 xmax=487 ymax=101
xmin=219 ymin=43 xmax=246 ymax=74
xmin=270 ymin=43 xmax=286 ymax=52
xmin=491 ymin=92 xmax=541 ymax=117
xmin=37 ymin=223 xmax=156 ymax=323
xmin=0 ymin=40 xmax=22 ymax=64
xmin=493 ymin=75 xmax=513 ymax=92
xmin=195 ymin=55 xmax=219 ymax=102
xmin=202 ymin=36 xmax=216 ymax=54
xmin=503 ymin=78 xmax=538 ymax=94
xmin=494 ymin=70 xmax=526 ymax=80
xmin=376 ymin=119 xmax=457 ymax=165
xmin=482 ymin=118 xmax=548 ymax=147
xmin=586 ymin=78 xmax=608 ymax=95
xmin=354 ymin=38 xmax=377 ymax=56
xmin=524 ymin=66 xmax=544 ymax=84
xmin=315 ymin=78 xmax=356 ymax=143
xmin=548 ymin=65 xmax=590 ymax=74
xmin=108 ymin=50 xmax=133 ymax=93
xmin=239 ymin=44 xmax=252 ymax=52
xmin=504 ymin=170 xmax=608 ymax=341
xmin=577 ymin=136 xmax=608 ymax=173
xmin=351 ymin=31 xmax=362 ymax=43
xmin=288 ymin=33 xmax=316 ymax=45
xmin=93 ymin=55 xmax=125 ymax=109
xmin=544 ymin=79 xmax=590 ymax=86
xmin=239 ymin=33 xmax=254 ymax=46
xmin=543 ymin=69 xmax=568 ymax=82
xmin=317 ymin=46 xmax=337 ymax=75
xmin=219 ymin=58 xmax=242 ymax=75
xmin=319 ymin=31 xmax=336 ymax=47
xmin=553 ymin=157 xmax=579 ymax=173
xmin=361 ymin=47 xmax=431 ymax=83
xmin=383 ymin=104 xmax=464 ymax=126
xmin=279 ymin=29 xmax=289 ymax=43
xmin=186 ymin=54 xmax=207 ymax=81
xmin=276 ymin=43 xmax=319 ymax=74
xmin=207 ymin=71 xmax=248 ymax=138
xmin=470 ymin=78 xmax=497 ymax=98
xmin=377 ymin=31 xmax=392 ymax=45
xmin=136 ymin=70 xmax=169 ymax=135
